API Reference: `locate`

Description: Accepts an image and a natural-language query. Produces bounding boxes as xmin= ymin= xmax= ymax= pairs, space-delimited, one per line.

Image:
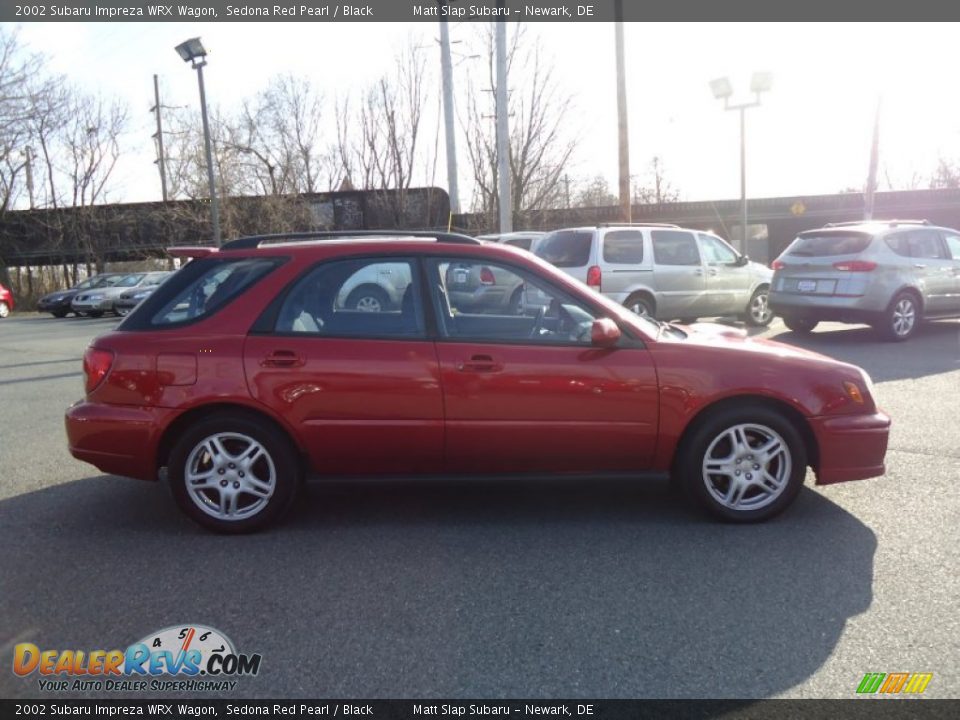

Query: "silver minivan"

xmin=534 ymin=224 xmax=774 ymax=326
xmin=769 ymin=220 xmax=960 ymax=341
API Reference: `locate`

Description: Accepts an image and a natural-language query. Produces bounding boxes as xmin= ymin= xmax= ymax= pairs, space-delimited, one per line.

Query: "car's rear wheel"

xmin=877 ymin=291 xmax=920 ymax=342
xmin=116 ymin=307 xmax=130 ymax=317
xmin=624 ymin=293 xmax=655 ymax=318
xmin=0 ymin=301 xmax=9 ymax=318
xmin=677 ymin=405 xmax=807 ymax=522
xmin=88 ymin=310 xmax=103 ymax=318
xmin=346 ymin=285 xmax=389 ymax=313
xmin=744 ymin=287 xmax=774 ymax=327
xmin=782 ymin=314 xmax=818 ymax=334
xmin=168 ymin=413 xmax=301 ymax=533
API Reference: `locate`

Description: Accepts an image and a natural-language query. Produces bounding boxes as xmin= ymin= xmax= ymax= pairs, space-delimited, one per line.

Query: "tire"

xmin=168 ymin=413 xmax=301 ymax=533
xmin=88 ymin=310 xmax=104 ymax=318
xmin=507 ymin=287 xmax=523 ymax=315
xmin=116 ymin=307 xmax=130 ymax=317
xmin=744 ymin=287 xmax=774 ymax=327
xmin=782 ymin=314 xmax=818 ymax=334
xmin=624 ymin=293 xmax=655 ymax=318
xmin=52 ymin=310 xmax=68 ymax=319
xmin=877 ymin=291 xmax=920 ymax=342
xmin=345 ymin=285 xmax=389 ymax=313
xmin=0 ymin=301 xmax=9 ymax=319
xmin=678 ymin=318 xmax=698 ymax=325
xmin=676 ymin=405 xmax=807 ymax=523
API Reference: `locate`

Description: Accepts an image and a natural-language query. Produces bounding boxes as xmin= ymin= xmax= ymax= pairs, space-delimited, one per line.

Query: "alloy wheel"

xmin=184 ymin=433 xmax=277 ymax=522
xmin=701 ymin=423 xmax=792 ymax=512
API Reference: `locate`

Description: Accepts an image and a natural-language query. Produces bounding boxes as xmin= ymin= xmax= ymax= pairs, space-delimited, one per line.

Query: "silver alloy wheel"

xmin=628 ymin=299 xmax=651 ymax=317
xmin=702 ymin=423 xmax=792 ymax=512
xmin=0 ymin=301 xmax=8 ymax=318
xmin=184 ymin=432 xmax=276 ymax=522
xmin=891 ymin=297 xmax=916 ymax=337
xmin=117 ymin=307 xmax=130 ymax=316
xmin=749 ymin=291 xmax=772 ymax=324
xmin=355 ymin=295 xmax=383 ymax=312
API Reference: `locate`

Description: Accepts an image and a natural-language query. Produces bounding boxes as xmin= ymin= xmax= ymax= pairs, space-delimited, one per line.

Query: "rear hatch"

xmin=534 ymin=230 xmax=593 ymax=283
xmin=773 ymin=231 xmax=876 ymax=297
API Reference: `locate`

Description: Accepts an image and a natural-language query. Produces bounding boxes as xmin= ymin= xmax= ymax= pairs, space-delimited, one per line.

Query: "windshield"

xmin=788 ymin=232 xmax=872 ymax=257
xmin=116 ymin=273 xmax=146 ymax=288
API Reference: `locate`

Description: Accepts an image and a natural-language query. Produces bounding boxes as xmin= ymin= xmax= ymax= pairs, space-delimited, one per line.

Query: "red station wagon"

xmin=65 ymin=231 xmax=891 ymax=532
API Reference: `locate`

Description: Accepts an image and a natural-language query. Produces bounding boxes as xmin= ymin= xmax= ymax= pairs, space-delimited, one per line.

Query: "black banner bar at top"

xmin=3 ymin=0 xmax=960 ymax=23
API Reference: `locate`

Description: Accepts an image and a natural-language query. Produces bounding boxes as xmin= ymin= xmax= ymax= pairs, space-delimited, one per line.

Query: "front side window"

xmin=429 ymin=258 xmax=599 ymax=345
xmin=652 ymin=231 xmax=701 ymax=266
xmin=699 ymin=234 xmax=739 ymax=264
xmin=275 ymin=258 xmax=423 ymax=338
xmin=602 ymin=230 xmax=645 ymax=264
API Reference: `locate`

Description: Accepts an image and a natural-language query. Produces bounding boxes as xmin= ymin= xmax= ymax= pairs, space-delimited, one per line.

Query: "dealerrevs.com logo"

xmin=12 ymin=624 xmax=262 ymax=692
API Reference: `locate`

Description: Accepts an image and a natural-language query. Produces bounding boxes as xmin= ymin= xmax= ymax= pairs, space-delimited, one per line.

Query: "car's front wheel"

xmin=676 ymin=405 xmax=807 ymax=522
xmin=0 ymin=301 xmax=9 ymax=318
xmin=744 ymin=287 xmax=774 ymax=327
xmin=52 ymin=309 xmax=68 ymax=318
xmin=168 ymin=413 xmax=301 ymax=533
xmin=782 ymin=314 xmax=818 ymax=334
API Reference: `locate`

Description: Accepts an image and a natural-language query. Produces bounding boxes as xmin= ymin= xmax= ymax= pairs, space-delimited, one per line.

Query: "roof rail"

xmin=596 ymin=222 xmax=680 ymax=229
xmin=220 ymin=229 xmax=483 ymax=251
xmin=825 ymin=219 xmax=930 ymax=228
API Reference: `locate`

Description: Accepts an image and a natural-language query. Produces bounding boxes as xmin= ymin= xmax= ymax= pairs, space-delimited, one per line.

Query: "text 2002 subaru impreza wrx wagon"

xmin=65 ymin=231 xmax=891 ymax=533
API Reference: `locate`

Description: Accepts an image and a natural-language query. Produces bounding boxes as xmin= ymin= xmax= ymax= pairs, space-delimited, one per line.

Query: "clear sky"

xmin=13 ymin=21 xmax=960 ymax=207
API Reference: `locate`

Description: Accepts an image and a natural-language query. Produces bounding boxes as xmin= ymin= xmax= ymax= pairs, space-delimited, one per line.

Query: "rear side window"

xmin=885 ymin=229 xmax=947 ymax=259
xmin=788 ymin=232 xmax=872 ymax=257
xmin=141 ymin=258 xmax=279 ymax=327
xmin=602 ymin=230 xmax=644 ymax=264
xmin=652 ymin=231 xmax=701 ymax=266
xmin=536 ymin=231 xmax=592 ymax=267
xmin=504 ymin=238 xmax=532 ymax=251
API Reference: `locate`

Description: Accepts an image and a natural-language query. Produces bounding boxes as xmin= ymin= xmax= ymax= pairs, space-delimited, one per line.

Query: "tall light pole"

xmin=709 ymin=72 xmax=772 ymax=254
xmin=175 ymin=37 xmax=220 ymax=247
xmin=495 ymin=18 xmax=511 ymax=234
xmin=438 ymin=5 xmax=460 ymax=215
xmin=614 ymin=0 xmax=630 ymax=223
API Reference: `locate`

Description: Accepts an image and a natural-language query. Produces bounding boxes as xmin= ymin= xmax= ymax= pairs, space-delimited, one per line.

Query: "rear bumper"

xmin=809 ymin=411 xmax=891 ymax=484
xmin=65 ymin=401 xmax=171 ymax=481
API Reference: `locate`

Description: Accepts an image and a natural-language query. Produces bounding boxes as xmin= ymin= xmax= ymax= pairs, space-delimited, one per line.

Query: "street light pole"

xmin=175 ymin=37 xmax=221 ymax=247
xmin=740 ymin=106 xmax=747 ymax=254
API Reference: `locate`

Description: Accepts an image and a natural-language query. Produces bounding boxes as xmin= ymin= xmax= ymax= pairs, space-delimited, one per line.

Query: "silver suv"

xmin=769 ymin=220 xmax=960 ymax=341
xmin=534 ymin=224 xmax=774 ymax=326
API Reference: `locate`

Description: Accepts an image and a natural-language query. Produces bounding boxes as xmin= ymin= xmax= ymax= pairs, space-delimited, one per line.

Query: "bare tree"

xmin=632 ymin=156 xmax=680 ymax=205
xmin=572 ymin=175 xmax=617 ymax=208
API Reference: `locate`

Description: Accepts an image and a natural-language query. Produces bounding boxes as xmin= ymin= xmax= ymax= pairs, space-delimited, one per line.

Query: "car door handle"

xmin=707 ymin=268 xmax=719 ymax=276
xmin=457 ymin=355 xmax=502 ymax=373
xmin=693 ymin=268 xmax=704 ymax=276
xmin=261 ymin=350 xmax=305 ymax=368
xmin=913 ymin=263 xmax=927 ymax=269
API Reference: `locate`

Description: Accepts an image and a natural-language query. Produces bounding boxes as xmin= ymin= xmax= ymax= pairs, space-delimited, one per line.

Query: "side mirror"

xmin=736 ymin=254 xmax=750 ymax=267
xmin=591 ymin=317 xmax=621 ymax=347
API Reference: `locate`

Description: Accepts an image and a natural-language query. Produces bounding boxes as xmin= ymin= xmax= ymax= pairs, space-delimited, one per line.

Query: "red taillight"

xmin=586 ymin=265 xmax=602 ymax=290
xmin=479 ymin=267 xmax=496 ymax=285
xmin=83 ymin=347 xmax=114 ymax=394
xmin=833 ymin=260 xmax=877 ymax=272
xmin=771 ymin=259 xmax=786 ymax=270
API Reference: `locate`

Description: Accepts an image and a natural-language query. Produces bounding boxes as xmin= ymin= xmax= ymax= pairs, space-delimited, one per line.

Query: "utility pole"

xmin=438 ymin=5 xmax=460 ymax=215
xmin=151 ymin=74 xmax=169 ymax=202
xmin=495 ymin=16 xmax=512 ymax=234
xmin=23 ymin=146 xmax=35 ymax=209
xmin=614 ymin=1 xmax=631 ymax=223
xmin=864 ymin=97 xmax=881 ymax=221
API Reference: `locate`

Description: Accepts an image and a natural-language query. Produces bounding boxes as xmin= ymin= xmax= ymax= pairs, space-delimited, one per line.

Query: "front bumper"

xmin=71 ymin=298 xmax=113 ymax=312
xmin=809 ymin=411 xmax=891 ymax=484
xmin=65 ymin=401 xmax=173 ymax=481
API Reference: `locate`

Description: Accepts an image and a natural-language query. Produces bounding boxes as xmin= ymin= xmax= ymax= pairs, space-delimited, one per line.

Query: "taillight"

xmin=586 ymin=265 xmax=602 ymax=290
xmin=771 ymin=259 xmax=785 ymax=270
xmin=479 ymin=267 xmax=496 ymax=285
xmin=83 ymin=347 xmax=114 ymax=394
xmin=833 ymin=260 xmax=877 ymax=272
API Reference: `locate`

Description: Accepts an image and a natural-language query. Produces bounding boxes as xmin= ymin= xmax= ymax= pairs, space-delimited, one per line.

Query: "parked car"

xmin=113 ymin=271 xmax=173 ymax=316
xmin=37 ymin=274 xmax=124 ymax=318
xmin=534 ymin=224 xmax=775 ymax=326
xmin=71 ymin=272 xmax=169 ymax=317
xmin=477 ymin=231 xmax=547 ymax=253
xmin=65 ymin=230 xmax=890 ymax=533
xmin=769 ymin=219 xmax=960 ymax=341
xmin=0 ymin=281 xmax=13 ymax=318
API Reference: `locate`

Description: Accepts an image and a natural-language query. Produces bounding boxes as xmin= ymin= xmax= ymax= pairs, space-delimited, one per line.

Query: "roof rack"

xmin=825 ymin=219 xmax=930 ymax=228
xmin=596 ymin=222 xmax=680 ymax=229
xmin=220 ymin=229 xmax=483 ymax=251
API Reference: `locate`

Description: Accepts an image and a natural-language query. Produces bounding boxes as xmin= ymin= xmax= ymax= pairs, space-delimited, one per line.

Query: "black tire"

xmin=744 ymin=287 xmax=774 ymax=327
xmin=345 ymin=284 xmax=389 ymax=313
xmin=877 ymin=291 xmax=920 ymax=342
xmin=87 ymin=310 xmax=104 ymax=318
xmin=675 ymin=404 xmax=807 ymax=523
xmin=678 ymin=318 xmax=698 ymax=325
xmin=168 ymin=412 xmax=302 ymax=533
xmin=0 ymin=301 xmax=9 ymax=319
xmin=507 ymin=287 xmax=523 ymax=315
xmin=52 ymin=310 xmax=68 ymax=318
xmin=782 ymin=314 xmax=818 ymax=334
xmin=624 ymin=293 xmax=655 ymax=318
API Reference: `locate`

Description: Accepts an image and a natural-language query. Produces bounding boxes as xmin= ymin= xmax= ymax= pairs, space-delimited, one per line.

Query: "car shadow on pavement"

xmin=768 ymin=320 xmax=959 ymax=383
xmin=0 ymin=474 xmax=875 ymax=700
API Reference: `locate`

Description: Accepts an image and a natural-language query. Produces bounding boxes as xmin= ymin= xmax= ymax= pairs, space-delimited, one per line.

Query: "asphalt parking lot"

xmin=0 ymin=312 xmax=958 ymax=699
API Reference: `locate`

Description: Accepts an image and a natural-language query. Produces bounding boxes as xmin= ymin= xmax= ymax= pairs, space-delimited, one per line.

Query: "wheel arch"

xmin=623 ymin=288 xmax=657 ymax=313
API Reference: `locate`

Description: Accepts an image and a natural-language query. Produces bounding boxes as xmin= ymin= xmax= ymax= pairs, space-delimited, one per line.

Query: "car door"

xmin=904 ymin=229 xmax=955 ymax=314
xmin=938 ymin=230 xmax=960 ymax=312
xmin=697 ymin=233 xmax=751 ymax=316
xmin=650 ymin=229 xmax=709 ymax=318
xmin=243 ymin=256 xmax=443 ymax=476
xmin=426 ymin=257 xmax=659 ymax=474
